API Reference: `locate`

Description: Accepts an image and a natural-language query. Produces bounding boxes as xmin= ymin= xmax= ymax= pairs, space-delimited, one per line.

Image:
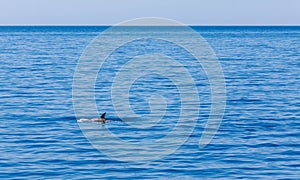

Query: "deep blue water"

xmin=0 ymin=26 xmax=300 ymax=179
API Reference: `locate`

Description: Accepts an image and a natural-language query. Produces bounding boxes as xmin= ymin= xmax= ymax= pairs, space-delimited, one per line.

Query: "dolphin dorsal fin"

xmin=100 ymin=112 xmax=106 ymax=119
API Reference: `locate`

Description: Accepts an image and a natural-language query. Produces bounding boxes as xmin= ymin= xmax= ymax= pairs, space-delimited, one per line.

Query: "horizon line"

xmin=0 ymin=24 xmax=300 ymax=26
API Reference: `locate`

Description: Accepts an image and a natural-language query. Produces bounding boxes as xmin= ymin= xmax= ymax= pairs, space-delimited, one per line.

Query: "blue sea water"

xmin=0 ymin=26 xmax=299 ymax=179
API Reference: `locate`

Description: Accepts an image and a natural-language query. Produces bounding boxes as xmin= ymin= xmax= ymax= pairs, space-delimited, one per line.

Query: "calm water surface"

xmin=0 ymin=26 xmax=299 ymax=179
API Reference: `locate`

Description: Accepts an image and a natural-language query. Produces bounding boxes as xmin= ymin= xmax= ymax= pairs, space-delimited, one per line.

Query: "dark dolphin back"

xmin=100 ymin=112 xmax=106 ymax=119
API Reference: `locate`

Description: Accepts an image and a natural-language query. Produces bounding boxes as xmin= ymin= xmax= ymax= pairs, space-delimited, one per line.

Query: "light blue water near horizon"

xmin=0 ymin=26 xmax=300 ymax=179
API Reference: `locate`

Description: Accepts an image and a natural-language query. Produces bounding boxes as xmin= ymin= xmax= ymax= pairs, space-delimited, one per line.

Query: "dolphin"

xmin=77 ymin=112 xmax=109 ymax=123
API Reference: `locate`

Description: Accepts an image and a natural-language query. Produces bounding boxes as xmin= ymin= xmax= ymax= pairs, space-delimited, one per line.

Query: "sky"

xmin=0 ymin=0 xmax=299 ymax=25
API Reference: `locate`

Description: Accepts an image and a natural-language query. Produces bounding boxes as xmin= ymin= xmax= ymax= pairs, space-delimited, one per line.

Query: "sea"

xmin=0 ymin=26 xmax=299 ymax=179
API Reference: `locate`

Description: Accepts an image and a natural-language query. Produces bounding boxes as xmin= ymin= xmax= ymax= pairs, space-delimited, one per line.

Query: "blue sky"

xmin=0 ymin=0 xmax=299 ymax=25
